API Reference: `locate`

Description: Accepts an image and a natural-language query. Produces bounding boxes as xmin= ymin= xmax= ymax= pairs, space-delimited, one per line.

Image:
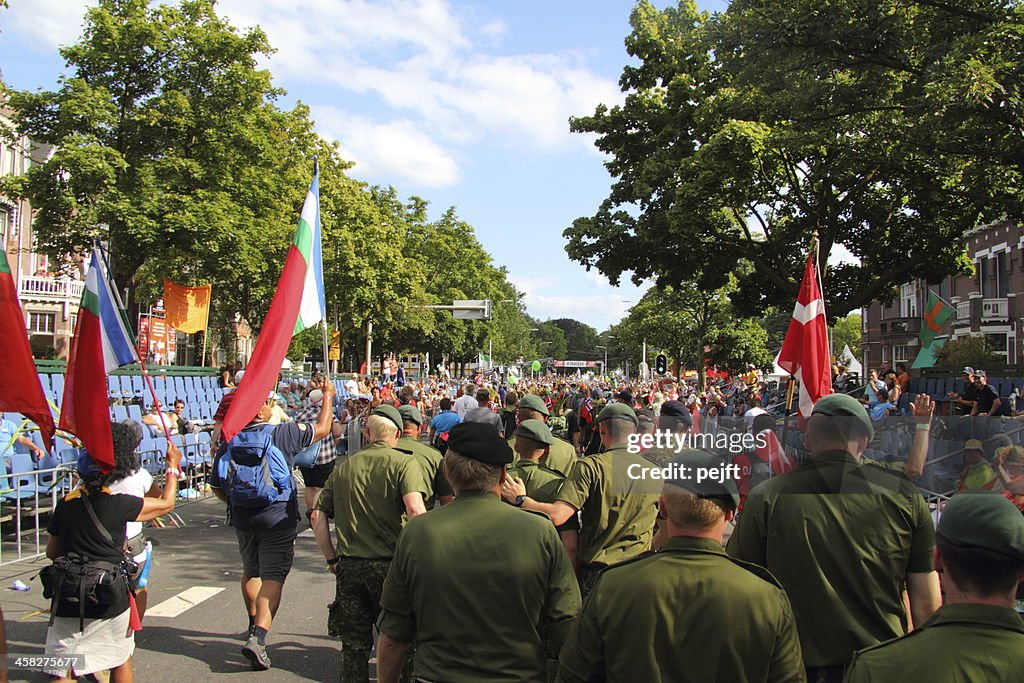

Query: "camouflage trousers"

xmin=328 ymin=558 xmax=391 ymax=683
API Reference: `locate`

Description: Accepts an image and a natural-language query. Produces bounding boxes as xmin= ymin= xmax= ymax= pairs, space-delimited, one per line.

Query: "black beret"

xmin=446 ymin=422 xmax=514 ymax=464
xmin=659 ymin=400 xmax=693 ymax=428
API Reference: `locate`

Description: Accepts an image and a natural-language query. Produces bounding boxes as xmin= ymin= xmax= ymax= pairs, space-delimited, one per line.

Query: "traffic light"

xmin=655 ymin=354 xmax=667 ymax=375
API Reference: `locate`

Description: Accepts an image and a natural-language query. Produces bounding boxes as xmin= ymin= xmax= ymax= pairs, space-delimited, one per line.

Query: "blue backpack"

xmin=221 ymin=425 xmax=293 ymax=508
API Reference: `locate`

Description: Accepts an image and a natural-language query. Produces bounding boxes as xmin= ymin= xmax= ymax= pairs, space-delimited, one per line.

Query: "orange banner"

xmin=163 ymin=278 xmax=211 ymax=334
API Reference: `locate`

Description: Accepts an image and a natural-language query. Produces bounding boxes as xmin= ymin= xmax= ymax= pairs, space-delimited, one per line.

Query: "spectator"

xmin=894 ymin=363 xmax=910 ymax=393
xmin=947 ymin=367 xmax=980 ymax=416
xmin=452 ymin=383 xmax=478 ymax=419
xmin=499 ymin=390 xmax=519 ymax=439
xmin=142 ymin=401 xmax=178 ymax=437
xmin=292 ymin=389 xmax=344 ymax=517
xmin=44 ymin=424 xmax=181 ymax=681
xmin=463 ymin=389 xmax=503 ymax=435
xmin=0 ymin=415 xmax=46 ymax=461
xmin=974 ymin=370 xmax=1009 ymax=417
xmin=957 ymin=439 xmax=996 ymax=491
xmin=863 ymin=369 xmax=886 ymax=407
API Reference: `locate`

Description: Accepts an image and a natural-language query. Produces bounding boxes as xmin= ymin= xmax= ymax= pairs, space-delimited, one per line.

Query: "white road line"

xmin=297 ymin=528 xmax=315 ymax=538
xmin=147 ymin=586 xmax=225 ymax=618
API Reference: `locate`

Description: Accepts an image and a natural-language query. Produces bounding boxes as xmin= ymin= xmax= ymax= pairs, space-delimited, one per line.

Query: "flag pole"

xmin=95 ymin=243 xmax=174 ymax=444
xmin=780 ymin=376 xmax=796 ymax=450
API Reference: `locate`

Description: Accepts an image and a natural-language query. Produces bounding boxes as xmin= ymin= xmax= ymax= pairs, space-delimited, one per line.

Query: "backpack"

xmin=548 ymin=414 xmax=569 ymax=442
xmin=431 ymin=431 xmax=450 ymax=455
xmin=222 ymin=425 xmax=293 ymax=508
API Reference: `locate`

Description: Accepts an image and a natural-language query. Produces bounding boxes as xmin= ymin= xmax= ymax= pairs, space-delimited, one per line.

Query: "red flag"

xmin=0 ymin=251 xmax=55 ymax=449
xmin=777 ymin=251 xmax=832 ymax=419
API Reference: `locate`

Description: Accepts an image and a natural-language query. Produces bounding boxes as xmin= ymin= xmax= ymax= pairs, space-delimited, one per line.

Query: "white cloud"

xmin=312 ymin=107 xmax=461 ymax=188
xmin=479 ymin=19 xmax=506 ymax=40
xmin=3 ymin=0 xmax=94 ymax=50
xmin=510 ymin=273 xmax=638 ymax=330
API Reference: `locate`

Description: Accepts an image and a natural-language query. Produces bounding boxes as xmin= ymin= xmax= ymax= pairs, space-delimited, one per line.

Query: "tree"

xmin=935 ymin=336 xmax=1003 ymax=370
xmin=0 ymin=0 xmax=323 ymax=331
xmin=831 ymin=314 xmax=862 ymax=359
xmin=547 ymin=319 xmax=600 ymax=360
xmin=565 ymin=0 xmax=1020 ymax=320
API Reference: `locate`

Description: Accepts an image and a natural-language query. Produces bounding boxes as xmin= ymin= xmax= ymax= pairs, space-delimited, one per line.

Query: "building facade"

xmin=1 ymin=106 xmax=81 ymax=360
xmin=861 ymin=220 xmax=1023 ymax=371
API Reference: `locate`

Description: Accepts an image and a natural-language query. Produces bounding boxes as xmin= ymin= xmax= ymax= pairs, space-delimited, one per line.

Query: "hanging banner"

xmin=138 ymin=315 xmax=176 ymax=365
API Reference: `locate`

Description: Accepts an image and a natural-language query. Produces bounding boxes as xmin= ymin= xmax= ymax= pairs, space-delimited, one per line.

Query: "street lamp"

xmin=596 ymin=345 xmax=608 ymax=376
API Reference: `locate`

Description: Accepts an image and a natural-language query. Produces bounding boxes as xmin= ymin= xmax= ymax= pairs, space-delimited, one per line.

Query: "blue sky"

xmin=0 ymin=0 xmax=729 ymax=332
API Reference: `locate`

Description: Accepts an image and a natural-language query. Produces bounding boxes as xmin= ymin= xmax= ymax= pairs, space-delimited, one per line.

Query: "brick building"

xmin=861 ymin=219 xmax=1023 ymax=372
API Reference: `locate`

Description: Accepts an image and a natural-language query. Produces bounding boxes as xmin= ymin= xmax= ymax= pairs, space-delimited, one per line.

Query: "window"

xmin=0 ymin=209 xmax=8 ymax=247
xmin=986 ymin=333 xmax=1008 ymax=353
xmin=28 ymin=312 xmax=55 ymax=334
xmin=996 ymin=251 xmax=1009 ymax=297
xmin=70 ymin=314 xmax=78 ymax=332
xmin=900 ymin=283 xmax=917 ymax=318
xmin=978 ymin=258 xmax=989 ymax=297
xmin=3 ymin=146 xmax=15 ymax=176
xmin=892 ymin=345 xmax=909 ymax=363
xmin=861 ymin=308 xmax=868 ymax=333
xmin=882 ymin=346 xmax=889 ymax=363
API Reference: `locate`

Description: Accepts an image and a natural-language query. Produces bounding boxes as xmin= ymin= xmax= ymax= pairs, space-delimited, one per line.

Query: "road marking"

xmin=297 ymin=528 xmax=315 ymax=538
xmin=148 ymin=586 xmax=225 ymax=618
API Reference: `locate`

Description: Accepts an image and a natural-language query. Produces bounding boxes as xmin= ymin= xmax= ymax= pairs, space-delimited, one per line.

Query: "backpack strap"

xmin=81 ymin=492 xmax=117 ymax=550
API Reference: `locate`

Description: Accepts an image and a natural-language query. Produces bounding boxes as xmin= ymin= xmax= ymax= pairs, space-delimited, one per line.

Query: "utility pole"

xmin=365 ymin=320 xmax=372 ymax=376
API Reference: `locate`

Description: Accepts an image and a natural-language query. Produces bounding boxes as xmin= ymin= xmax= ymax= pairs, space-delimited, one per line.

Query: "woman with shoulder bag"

xmin=43 ymin=422 xmax=182 ymax=683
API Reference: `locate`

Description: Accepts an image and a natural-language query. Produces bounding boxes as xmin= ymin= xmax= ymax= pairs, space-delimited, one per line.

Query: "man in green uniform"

xmin=508 ymin=419 xmax=580 ymax=569
xmin=728 ymin=393 xmax=940 ymax=683
xmin=396 ymin=404 xmax=452 ymax=507
xmin=311 ymin=405 xmax=427 ymax=683
xmin=503 ymin=402 xmax=659 ymax=597
xmin=508 ymin=394 xmax=577 ymax=476
xmin=375 ymin=422 xmax=581 ymax=683
xmin=844 ymin=492 xmax=1024 ymax=682
xmin=558 ymin=449 xmax=806 ymax=683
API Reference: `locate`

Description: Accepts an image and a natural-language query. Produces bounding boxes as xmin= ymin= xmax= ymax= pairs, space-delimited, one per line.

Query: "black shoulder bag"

xmin=44 ymin=493 xmax=134 ymax=632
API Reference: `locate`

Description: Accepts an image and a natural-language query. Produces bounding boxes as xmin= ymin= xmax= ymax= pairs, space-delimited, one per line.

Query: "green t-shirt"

xmin=397 ymin=435 xmax=452 ymax=506
xmin=377 ymin=490 xmax=581 ymax=682
xmin=556 ymin=446 xmax=660 ymax=567
xmin=961 ymin=462 xmax=996 ymax=490
xmin=316 ymin=441 xmax=427 ymax=560
xmin=727 ymin=449 xmax=936 ymax=669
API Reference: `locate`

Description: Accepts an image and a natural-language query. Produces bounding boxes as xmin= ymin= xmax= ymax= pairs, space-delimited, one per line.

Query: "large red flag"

xmin=0 ymin=250 xmax=55 ymax=449
xmin=778 ymin=251 xmax=832 ymax=419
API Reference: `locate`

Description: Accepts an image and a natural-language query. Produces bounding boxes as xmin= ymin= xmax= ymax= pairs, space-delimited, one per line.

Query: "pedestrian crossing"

xmin=147 ymin=586 xmax=225 ymax=618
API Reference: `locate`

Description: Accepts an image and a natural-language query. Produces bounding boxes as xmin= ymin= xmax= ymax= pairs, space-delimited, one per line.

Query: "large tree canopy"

xmin=566 ymin=0 xmax=1022 ymax=319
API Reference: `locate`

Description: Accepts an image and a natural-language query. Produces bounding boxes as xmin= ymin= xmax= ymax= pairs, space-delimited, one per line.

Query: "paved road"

xmin=3 ymin=495 xmax=348 ymax=682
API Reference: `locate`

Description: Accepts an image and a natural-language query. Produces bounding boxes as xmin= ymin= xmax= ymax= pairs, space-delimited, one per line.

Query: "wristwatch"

xmin=513 ymin=495 xmax=527 ymax=508
xmin=326 ymin=556 xmax=341 ymax=566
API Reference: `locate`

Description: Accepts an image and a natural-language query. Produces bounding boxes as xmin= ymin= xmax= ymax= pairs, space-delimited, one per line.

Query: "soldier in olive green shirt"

xmin=559 ymin=450 xmax=805 ymax=683
xmin=844 ymin=492 xmax=1024 ymax=683
xmin=396 ymin=404 xmax=452 ymax=507
xmin=508 ymin=419 xmax=581 ymax=570
xmin=503 ymin=402 xmax=660 ymax=596
xmin=311 ymin=405 xmax=427 ymax=683
xmin=376 ymin=422 xmax=581 ymax=683
xmin=728 ymin=394 xmax=940 ymax=682
xmin=507 ymin=394 xmax=577 ymax=476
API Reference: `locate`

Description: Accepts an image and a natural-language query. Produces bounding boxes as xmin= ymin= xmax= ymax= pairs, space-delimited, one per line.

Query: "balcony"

xmin=19 ymin=275 xmax=84 ymax=303
xmin=879 ymin=317 xmax=921 ymax=336
xmin=981 ymin=297 xmax=1009 ymax=322
xmin=956 ymin=300 xmax=972 ymax=323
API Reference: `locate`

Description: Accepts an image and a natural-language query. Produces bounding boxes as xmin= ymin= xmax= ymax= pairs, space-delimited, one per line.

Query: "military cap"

xmin=811 ymin=393 xmax=873 ymax=440
xmin=938 ymin=492 xmax=1024 ymax=561
xmin=964 ymin=439 xmax=984 ymax=453
xmin=446 ymin=421 xmax=514 ymax=464
xmin=398 ymin=404 xmax=423 ymax=425
xmin=514 ymin=418 xmax=553 ymax=445
xmin=371 ymin=405 xmax=403 ymax=432
xmin=659 ymin=400 xmax=693 ymax=428
xmin=519 ymin=394 xmax=550 ymax=416
xmin=664 ymin=449 xmax=740 ymax=510
xmin=595 ymin=402 xmax=638 ymax=425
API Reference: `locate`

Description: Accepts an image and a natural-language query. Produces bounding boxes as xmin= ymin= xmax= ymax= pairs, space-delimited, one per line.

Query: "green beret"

xmin=447 ymin=422 xmax=514 ymax=464
xmin=519 ymin=394 xmax=549 ymax=416
xmin=398 ymin=405 xmax=423 ymax=425
xmin=663 ymin=449 xmax=740 ymax=511
xmin=595 ymin=401 xmax=637 ymax=426
xmin=515 ymin=419 xmax=554 ymax=445
xmin=939 ymin=492 xmax=1024 ymax=561
xmin=371 ymin=405 xmax=403 ymax=433
xmin=811 ymin=393 xmax=873 ymax=440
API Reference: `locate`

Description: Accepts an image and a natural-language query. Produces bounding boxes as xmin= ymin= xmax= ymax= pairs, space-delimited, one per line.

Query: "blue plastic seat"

xmin=113 ymin=405 xmax=129 ymax=423
xmin=2 ymin=453 xmax=43 ymax=500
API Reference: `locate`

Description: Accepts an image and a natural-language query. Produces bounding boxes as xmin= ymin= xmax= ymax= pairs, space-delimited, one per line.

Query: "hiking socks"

xmin=253 ymin=625 xmax=269 ymax=646
xmin=248 ymin=615 xmax=256 ymax=636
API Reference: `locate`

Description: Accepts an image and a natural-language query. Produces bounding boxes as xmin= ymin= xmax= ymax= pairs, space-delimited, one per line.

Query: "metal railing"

xmin=0 ymin=463 xmax=74 ymax=566
xmin=18 ymin=275 xmax=85 ymax=302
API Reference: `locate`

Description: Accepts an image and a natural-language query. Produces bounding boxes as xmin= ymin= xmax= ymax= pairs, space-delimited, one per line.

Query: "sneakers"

xmin=242 ymin=635 xmax=272 ymax=671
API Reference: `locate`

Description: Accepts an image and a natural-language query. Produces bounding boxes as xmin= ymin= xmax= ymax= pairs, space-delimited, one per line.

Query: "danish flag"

xmin=777 ymin=251 xmax=833 ymax=419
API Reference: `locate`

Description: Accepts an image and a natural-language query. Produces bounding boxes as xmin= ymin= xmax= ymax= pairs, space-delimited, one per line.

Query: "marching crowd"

xmin=27 ymin=364 xmax=1024 ymax=682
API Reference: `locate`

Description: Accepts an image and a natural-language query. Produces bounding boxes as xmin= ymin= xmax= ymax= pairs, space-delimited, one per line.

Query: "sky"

xmin=0 ymin=0 xmax=730 ymax=332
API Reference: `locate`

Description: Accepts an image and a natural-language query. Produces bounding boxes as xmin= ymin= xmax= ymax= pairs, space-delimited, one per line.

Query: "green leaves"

xmin=569 ymin=0 xmax=1024 ymax=318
